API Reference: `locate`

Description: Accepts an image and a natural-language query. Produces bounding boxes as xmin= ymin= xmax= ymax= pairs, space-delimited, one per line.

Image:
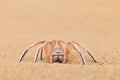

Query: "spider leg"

xmin=18 ymin=40 xmax=46 ymax=62
xmin=66 ymin=42 xmax=73 ymax=57
xmin=35 ymin=40 xmax=56 ymax=63
xmin=58 ymin=40 xmax=66 ymax=44
xmin=34 ymin=41 xmax=51 ymax=62
xmin=58 ymin=40 xmax=66 ymax=52
xmin=48 ymin=40 xmax=57 ymax=63
xmin=40 ymin=48 xmax=43 ymax=61
xmin=70 ymin=42 xmax=86 ymax=65
xmin=34 ymin=47 xmax=43 ymax=62
xmin=57 ymin=40 xmax=67 ymax=63
xmin=72 ymin=41 xmax=97 ymax=63
xmin=63 ymin=42 xmax=73 ymax=63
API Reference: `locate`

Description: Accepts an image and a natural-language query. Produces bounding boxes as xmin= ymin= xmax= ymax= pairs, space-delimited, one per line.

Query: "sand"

xmin=0 ymin=0 xmax=120 ymax=80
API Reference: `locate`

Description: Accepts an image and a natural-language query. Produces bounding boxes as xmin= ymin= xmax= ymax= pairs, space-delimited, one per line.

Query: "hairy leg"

xmin=72 ymin=41 xmax=97 ymax=63
xmin=58 ymin=40 xmax=66 ymax=52
xmin=58 ymin=40 xmax=66 ymax=44
xmin=34 ymin=41 xmax=51 ymax=62
xmin=49 ymin=40 xmax=57 ymax=63
xmin=71 ymin=42 xmax=86 ymax=65
xmin=57 ymin=41 xmax=66 ymax=63
xmin=65 ymin=42 xmax=73 ymax=60
xmin=40 ymin=48 xmax=43 ymax=61
xmin=35 ymin=40 xmax=56 ymax=63
xmin=34 ymin=47 xmax=43 ymax=62
xmin=18 ymin=40 xmax=46 ymax=62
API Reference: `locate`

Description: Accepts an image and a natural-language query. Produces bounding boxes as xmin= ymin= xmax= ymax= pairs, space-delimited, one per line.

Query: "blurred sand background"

xmin=0 ymin=0 xmax=120 ymax=80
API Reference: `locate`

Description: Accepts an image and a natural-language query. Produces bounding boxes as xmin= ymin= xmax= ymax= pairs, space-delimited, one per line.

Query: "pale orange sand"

xmin=0 ymin=0 xmax=120 ymax=80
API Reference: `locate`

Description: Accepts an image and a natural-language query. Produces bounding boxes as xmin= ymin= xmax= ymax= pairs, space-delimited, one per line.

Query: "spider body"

xmin=52 ymin=47 xmax=64 ymax=63
xmin=18 ymin=40 xmax=97 ymax=64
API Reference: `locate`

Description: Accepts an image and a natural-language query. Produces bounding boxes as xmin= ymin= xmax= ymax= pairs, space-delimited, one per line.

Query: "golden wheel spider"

xmin=18 ymin=40 xmax=97 ymax=64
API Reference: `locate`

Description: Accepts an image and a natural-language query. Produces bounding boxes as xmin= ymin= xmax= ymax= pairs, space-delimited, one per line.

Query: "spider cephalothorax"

xmin=18 ymin=40 xmax=97 ymax=64
xmin=52 ymin=47 xmax=64 ymax=63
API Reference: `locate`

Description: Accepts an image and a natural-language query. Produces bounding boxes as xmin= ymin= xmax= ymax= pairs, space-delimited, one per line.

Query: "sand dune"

xmin=0 ymin=0 xmax=120 ymax=80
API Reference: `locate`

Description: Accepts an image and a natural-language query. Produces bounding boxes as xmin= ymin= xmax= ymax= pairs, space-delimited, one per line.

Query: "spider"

xmin=18 ymin=40 xmax=97 ymax=64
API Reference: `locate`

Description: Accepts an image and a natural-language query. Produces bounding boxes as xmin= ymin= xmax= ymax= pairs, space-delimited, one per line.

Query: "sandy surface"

xmin=0 ymin=0 xmax=120 ymax=80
